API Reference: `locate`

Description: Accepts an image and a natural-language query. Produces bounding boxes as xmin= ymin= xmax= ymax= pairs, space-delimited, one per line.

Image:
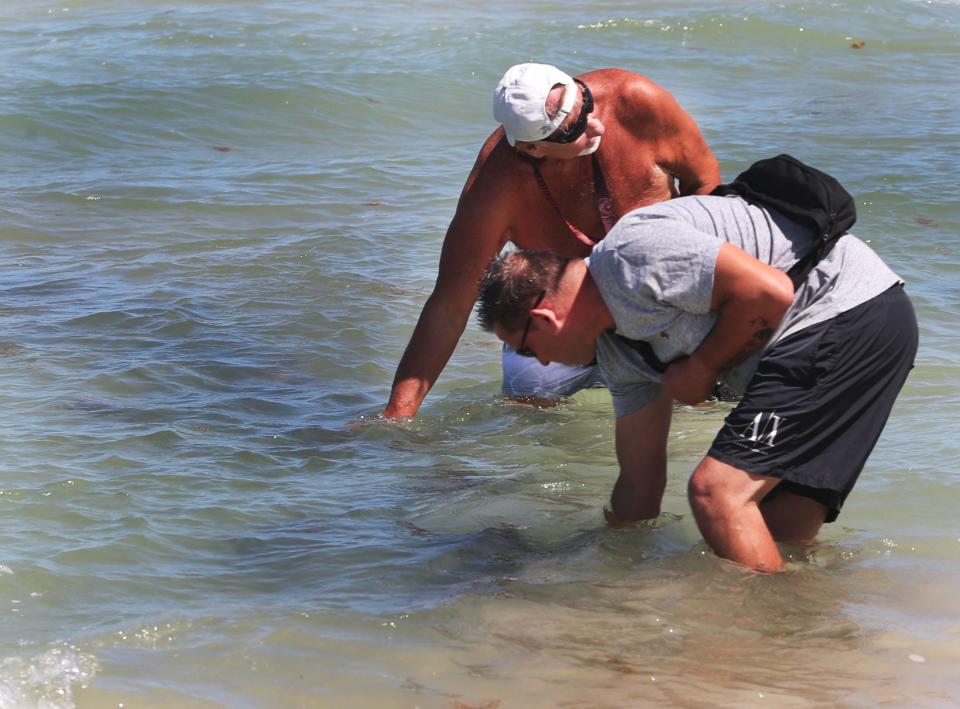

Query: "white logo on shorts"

xmin=742 ymin=411 xmax=783 ymax=448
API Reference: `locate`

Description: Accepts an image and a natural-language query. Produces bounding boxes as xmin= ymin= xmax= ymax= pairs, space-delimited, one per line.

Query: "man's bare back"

xmin=383 ymin=65 xmax=720 ymax=419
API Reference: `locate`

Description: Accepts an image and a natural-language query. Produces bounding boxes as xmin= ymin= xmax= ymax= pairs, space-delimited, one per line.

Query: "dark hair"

xmin=476 ymin=250 xmax=570 ymax=333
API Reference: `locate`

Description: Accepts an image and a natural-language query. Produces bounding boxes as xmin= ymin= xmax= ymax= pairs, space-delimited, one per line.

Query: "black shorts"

xmin=708 ymin=284 xmax=918 ymax=523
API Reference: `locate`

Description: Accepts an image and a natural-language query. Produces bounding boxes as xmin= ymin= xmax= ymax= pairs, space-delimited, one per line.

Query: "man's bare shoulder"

xmin=581 ymin=69 xmax=673 ymax=124
xmin=462 ymin=128 xmax=531 ymax=196
xmin=591 ymin=70 xmax=693 ymax=143
xmin=578 ymin=68 xmax=661 ymax=97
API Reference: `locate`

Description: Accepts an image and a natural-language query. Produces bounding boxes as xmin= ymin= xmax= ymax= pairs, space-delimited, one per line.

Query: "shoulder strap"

xmin=612 ymin=333 xmax=669 ymax=373
xmin=531 ymin=159 xmax=616 ymax=247
xmin=531 ymin=162 xmax=597 ymax=246
xmin=711 ymin=154 xmax=857 ymax=289
xmin=592 ymin=153 xmax=617 ymax=234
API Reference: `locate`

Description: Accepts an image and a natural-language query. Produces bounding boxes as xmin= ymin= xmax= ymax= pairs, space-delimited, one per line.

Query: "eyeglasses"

xmin=542 ymin=80 xmax=593 ymax=144
xmin=516 ymin=290 xmax=546 ymax=358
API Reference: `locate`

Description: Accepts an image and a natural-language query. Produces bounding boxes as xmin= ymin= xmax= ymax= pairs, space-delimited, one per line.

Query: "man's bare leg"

xmin=759 ymin=491 xmax=828 ymax=543
xmin=687 ymin=456 xmax=784 ymax=572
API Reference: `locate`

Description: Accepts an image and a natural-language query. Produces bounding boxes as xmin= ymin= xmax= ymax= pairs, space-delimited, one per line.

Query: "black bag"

xmin=711 ymin=153 xmax=857 ymax=288
xmin=615 ymin=154 xmax=857 ymax=373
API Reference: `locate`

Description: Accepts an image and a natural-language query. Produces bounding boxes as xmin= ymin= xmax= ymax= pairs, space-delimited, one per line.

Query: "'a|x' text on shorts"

xmin=707 ymin=284 xmax=918 ymax=523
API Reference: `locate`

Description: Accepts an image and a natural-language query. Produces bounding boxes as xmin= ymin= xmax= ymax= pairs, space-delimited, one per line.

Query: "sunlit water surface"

xmin=1 ymin=0 xmax=959 ymax=706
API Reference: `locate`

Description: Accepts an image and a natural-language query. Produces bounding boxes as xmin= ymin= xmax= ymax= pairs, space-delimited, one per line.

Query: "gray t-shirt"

xmin=587 ymin=195 xmax=901 ymax=418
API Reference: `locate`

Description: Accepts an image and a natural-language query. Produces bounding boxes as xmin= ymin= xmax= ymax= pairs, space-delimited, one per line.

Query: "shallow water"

xmin=1 ymin=0 xmax=960 ymax=706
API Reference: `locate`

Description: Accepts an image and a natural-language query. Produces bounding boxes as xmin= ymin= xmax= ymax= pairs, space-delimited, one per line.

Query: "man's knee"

xmin=687 ymin=460 xmax=735 ymax=518
xmin=687 ymin=457 xmax=776 ymax=518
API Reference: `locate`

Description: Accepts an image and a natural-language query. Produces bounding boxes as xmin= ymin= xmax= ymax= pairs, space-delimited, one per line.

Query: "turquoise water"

xmin=1 ymin=0 xmax=959 ymax=706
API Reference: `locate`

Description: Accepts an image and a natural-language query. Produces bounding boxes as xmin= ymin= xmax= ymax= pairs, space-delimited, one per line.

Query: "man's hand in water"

xmin=347 ymin=413 xmax=412 ymax=433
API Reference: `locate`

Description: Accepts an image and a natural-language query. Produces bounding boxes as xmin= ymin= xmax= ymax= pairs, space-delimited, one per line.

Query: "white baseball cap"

xmin=492 ymin=63 xmax=578 ymax=146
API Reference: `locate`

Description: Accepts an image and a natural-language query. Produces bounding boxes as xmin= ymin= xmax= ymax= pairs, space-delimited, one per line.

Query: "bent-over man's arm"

xmin=621 ymin=77 xmax=721 ymax=197
xmin=384 ymin=140 xmax=512 ymax=419
xmin=607 ymin=389 xmax=674 ymax=523
xmin=661 ymin=242 xmax=795 ymax=405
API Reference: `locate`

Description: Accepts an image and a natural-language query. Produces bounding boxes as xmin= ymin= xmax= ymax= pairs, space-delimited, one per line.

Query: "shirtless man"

xmin=383 ymin=63 xmax=720 ymax=419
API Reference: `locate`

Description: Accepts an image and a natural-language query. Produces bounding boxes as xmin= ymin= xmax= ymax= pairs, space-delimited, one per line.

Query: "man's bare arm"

xmin=660 ymin=242 xmax=795 ymax=405
xmin=607 ymin=389 xmax=674 ymax=523
xmin=622 ymin=77 xmax=721 ymax=196
xmin=384 ymin=140 xmax=512 ymax=419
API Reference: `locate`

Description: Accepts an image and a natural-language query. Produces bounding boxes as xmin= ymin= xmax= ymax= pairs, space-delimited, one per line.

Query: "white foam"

xmin=0 ymin=644 xmax=98 ymax=709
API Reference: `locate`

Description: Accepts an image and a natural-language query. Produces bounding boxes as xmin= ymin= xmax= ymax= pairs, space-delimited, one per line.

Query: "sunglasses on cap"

xmin=542 ymin=80 xmax=593 ymax=145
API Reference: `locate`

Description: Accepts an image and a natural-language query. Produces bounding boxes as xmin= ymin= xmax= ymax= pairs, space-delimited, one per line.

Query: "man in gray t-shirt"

xmin=476 ymin=194 xmax=917 ymax=572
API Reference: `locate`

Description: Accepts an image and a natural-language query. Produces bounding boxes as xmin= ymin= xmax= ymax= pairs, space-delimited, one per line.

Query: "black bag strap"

xmin=611 ymin=332 xmax=669 ymax=373
xmin=614 ymin=155 xmax=856 ymax=369
xmin=785 ymin=234 xmax=838 ymax=289
xmin=711 ymin=153 xmax=857 ymax=289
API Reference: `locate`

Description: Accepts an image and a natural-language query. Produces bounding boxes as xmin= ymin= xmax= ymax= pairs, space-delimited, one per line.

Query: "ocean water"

xmin=1 ymin=0 xmax=959 ymax=706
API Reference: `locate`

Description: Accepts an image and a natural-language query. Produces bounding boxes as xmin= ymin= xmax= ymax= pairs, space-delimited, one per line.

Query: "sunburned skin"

xmin=384 ymin=67 xmax=721 ymax=420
